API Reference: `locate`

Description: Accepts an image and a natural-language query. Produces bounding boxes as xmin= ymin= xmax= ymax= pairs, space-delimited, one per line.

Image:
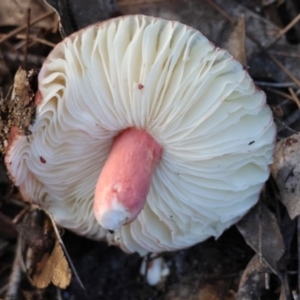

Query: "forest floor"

xmin=1 ymin=0 xmax=300 ymax=299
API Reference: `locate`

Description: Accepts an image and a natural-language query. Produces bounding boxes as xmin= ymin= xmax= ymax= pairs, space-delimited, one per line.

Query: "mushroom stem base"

xmin=94 ymin=128 xmax=162 ymax=231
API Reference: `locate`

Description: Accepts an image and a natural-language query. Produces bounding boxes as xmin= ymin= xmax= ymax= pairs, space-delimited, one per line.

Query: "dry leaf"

xmin=165 ymin=281 xmax=235 ymax=300
xmin=271 ymin=134 xmax=300 ymax=219
xmin=0 ymin=0 xmax=58 ymax=32
xmin=32 ymin=239 xmax=71 ymax=289
xmin=237 ymin=202 xmax=285 ymax=274
xmin=45 ymin=0 xmax=121 ymax=37
xmin=225 ymin=15 xmax=247 ymax=66
xmin=237 ymin=255 xmax=271 ymax=300
xmin=18 ymin=208 xmax=83 ymax=290
xmin=17 ymin=218 xmax=54 ymax=273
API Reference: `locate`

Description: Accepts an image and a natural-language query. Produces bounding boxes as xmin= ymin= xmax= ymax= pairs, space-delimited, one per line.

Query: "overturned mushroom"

xmin=5 ymin=15 xmax=276 ymax=255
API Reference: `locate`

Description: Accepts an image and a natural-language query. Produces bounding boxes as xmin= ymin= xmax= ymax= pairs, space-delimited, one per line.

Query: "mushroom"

xmin=140 ymin=255 xmax=170 ymax=286
xmin=4 ymin=15 xmax=276 ymax=255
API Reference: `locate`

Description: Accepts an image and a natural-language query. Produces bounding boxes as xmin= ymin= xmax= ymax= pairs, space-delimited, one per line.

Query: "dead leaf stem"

xmin=119 ymin=0 xmax=170 ymax=6
xmin=205 ymin=0 xmax=300 ymax=89
xmin=298 ymin=217 xmax=300 ymax=296
xmin=4 ymin=235 xmax=23 ymax=300
xmin=0 ymin=11 xmax=55 ymax=45
xmin=265 ymin=12 xmax=300 ymax=48
xmin=288 ymin=88 xmax=300 ymax=110
xmin=23 ymin=8 xmax=31 ymax=69
xmin=39 ymin=206 xmax=85 ymax=290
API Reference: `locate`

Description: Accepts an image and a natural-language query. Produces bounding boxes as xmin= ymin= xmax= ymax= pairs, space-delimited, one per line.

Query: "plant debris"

xmin=0 ymin=68 xmax=37 ymax=155
xmin=272 ymin=133 xmax=300 ymax=219
xmin=1 ymin=0 xmax=300 ymax=299
xmin=32 ymin=239 xmax=71 ymax=289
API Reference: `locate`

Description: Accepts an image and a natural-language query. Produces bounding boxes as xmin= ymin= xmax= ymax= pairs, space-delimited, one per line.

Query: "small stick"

xmin=267 ymin=88 xmax=295 ymax=101
xmin=3 ymin=51 xmax=46 ymax=66
xmin=204 ymin=0 xmax=235 ymax=24
xmin=265 ymin=52 xmax=300 ymax=89
xmin=265 ymin=12 xmax=300 ymax=48
xmin=12 ymin=206 xmax=31 ymax=224
xmin=205 ymin=0 xmax=300 ymax=89
xmin=293 ymin=290 xmax=299 ymax=300
xmin=298 ymin=217 xmax=300 ymax=296
xmin=4 ymin=235 xmax=23 ymax=300
xmin=269 ymin=50 xmax=300 ymax=59
xmin=56 ymin=287 xmax=63 ymax=300
xmin=119 ymin=0 xmax=169 ymax=5
xmin=23 ymin=8 xmax=31 ymax=69
xmin=264 ymin=273 xmax=270 ymax=290
xmin=289 ymin=88 xmax=300 ymax=110
xmin=0 ymin=11 xmax=55 ymax=45
xmin=258 ymin=200 xmax=262 ymax=264
xmin=274 ymin=118 xmax=298 ymax=134
xmin=34 ymin=206 xmax=85 ymax=290
xmin=255 ymin=81 xmax=296 ymax=88
xmin=4 ymin=34 xmax=56 ymax=48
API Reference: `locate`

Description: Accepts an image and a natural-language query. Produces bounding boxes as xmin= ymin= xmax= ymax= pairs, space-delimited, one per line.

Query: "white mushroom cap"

xmin=5 ymin=15 xmax=276 ymax=255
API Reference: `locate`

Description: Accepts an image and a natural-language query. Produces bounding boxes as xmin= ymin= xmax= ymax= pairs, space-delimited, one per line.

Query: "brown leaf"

xmin=32 ymin=239 xmax=71 ymax=289
xmin=225 ymin=15 xmax=247 ymax=65
xmin=164 ymin=281 xmax=235 ymax=300
xmin=44 ymin=0 xmax=121 ymax=37
xmin=237 ymin=254 xmax=272 ymax=300
xmin=271 ymin=133 xmax=300 ymax=219
xmin=17 ymin=222 xmax=53 ymax=256
xmin=237 ymin=202 xmax=285 ymax=274
xmin=0 ymin=0 xmax=58 ymax=31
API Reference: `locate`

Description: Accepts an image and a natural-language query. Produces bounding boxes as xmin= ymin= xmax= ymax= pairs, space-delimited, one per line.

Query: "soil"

xmin=1 ymin=0 xmax=300 ymax=299
xmin=62 ymin=227 xmax=253 ymax=300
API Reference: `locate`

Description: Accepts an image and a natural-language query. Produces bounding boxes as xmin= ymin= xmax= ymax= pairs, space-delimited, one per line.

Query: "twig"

xmin=56 ymin=287 xmax=63 ymax=300
xmin=298 ymin=217 xmax=300 ymax=296
xmin=281 ymin=273 xmax=291 ymax=300
xmin=258 ymin=199 xmax=262 ymax=264
xmin=12 ymin=206 xmax=31 ymax=224
xmin=23 ymin=8 xmax=31 ymax=69
xmin=0 ymin=284 xmax=8 ymax=296
xmin=264 ymin=52 xmax=300 ymax=89
xmin=0 ymin=11 xmax=55 ymax=45
xmin=269 ymin=50 xmax=300 ymax=59
xmin=265 ymin=273 xmax=270 ymax=290
xmin=3 ymin=51 xmax=45 ymax=66
xmin=4 ymin=235 xmax=23 ymax=300
xmin=119 ymin=0 xmax=170 ymax=5
xmin=255 ymin=81 xmax=296 ymax=88
xmin=274 ymin=117 xmax=298 ymax=134
xmin=15 ymin=34 xmax=56 ymax=48
xmin=204 ymin=0 xmax=235 ymax=24
xmin=204 ymin=0 xmax=300 ymax=89
xmin=288 ymin=88 xmax=300 ymax=110
xmin=267 ymin=88 xmax=295 ymax=101
xmin=1 ymin=39 xmax=19 ymax=56
xmin=293 ymin=290 xmax=299 ymax=300
xmin=37 ymin=206 xmax=85 ymax=290
xmin=0 ymin=34 xmax=56 ymax=48
xmin=265 ymin=12 xmax=300 ymax=48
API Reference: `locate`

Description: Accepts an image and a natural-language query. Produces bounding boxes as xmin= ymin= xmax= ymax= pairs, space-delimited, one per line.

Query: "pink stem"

xmin=94 ymin=128 xmax=162 ymax=231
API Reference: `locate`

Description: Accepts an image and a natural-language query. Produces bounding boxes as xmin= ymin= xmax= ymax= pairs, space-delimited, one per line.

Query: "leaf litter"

xmin=1 ymin=0 xmax=300 ymax=299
